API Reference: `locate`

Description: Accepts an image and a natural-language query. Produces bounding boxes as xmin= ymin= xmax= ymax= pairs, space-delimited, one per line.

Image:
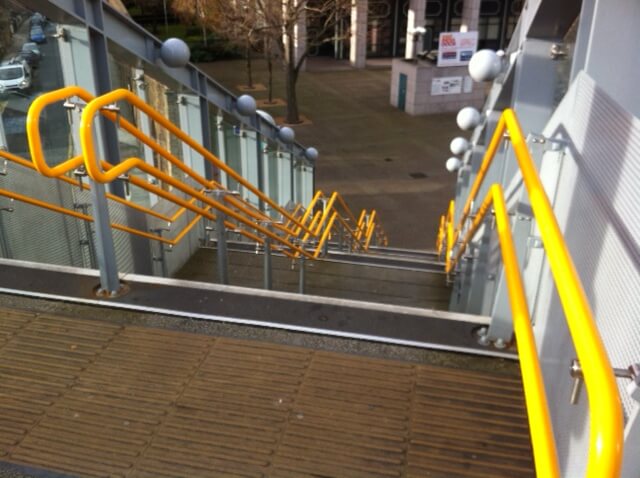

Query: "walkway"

xmin=0 ymin=305 xmax=532 ymax=477
xmin=199 ymin=58 xmax=461 ymax=249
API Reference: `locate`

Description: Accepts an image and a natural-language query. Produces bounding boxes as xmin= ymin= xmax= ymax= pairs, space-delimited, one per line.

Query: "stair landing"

xmin=0 ymin=307 xmax=533 ymax=477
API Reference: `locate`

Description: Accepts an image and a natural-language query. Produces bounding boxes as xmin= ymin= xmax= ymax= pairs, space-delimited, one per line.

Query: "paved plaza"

xmin=199 ymin=59 xmax=463 ymax=249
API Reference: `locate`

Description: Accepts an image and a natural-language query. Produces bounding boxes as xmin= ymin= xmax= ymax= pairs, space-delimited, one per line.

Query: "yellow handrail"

xmin=75 ymin=88 xmax=314 ymax=236
xmin=26 ymin=87 xmax=313 ymax=259
xmin=441 ymin=108 xmax=623 ymax=477
xmin=0 ymin=150 xmax=172 ymax=223
xmin=24 ymin=85 xmax=384 ymax=263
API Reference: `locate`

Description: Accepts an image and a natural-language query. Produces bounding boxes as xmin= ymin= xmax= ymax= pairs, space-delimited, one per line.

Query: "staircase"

xmin=177 ymin=242 xmax=450 ymax=309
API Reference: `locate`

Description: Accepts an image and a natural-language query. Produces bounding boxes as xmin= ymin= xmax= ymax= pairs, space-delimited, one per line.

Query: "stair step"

xmin=180 ymin=248 xmax=450 ymax=310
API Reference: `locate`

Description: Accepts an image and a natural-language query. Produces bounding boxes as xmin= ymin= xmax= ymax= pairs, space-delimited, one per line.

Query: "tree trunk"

xmin=246 ymin=43 xmax=253 ymax=88
xmin=202 ymin=24 xmax=207 ymax=46
xmin=285 ymin=35 xmax=300 ymax=124
xmin=267 ymin=52 xmax=274 ymax=104
xmin=285 ymin=63 xmax=300 ymax=124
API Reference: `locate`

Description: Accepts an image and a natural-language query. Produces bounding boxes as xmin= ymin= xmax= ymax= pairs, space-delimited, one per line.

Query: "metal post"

xmin=298 ymin=253 xmax=306 ymax=294
xmin=151 ymin=228 xmax=170 ymax=277
xmin=74 ymin=203 xmax=98 ymax=269
xmin=0 ymin=206 xmax=13 ymax=258
xmin=216 ymin=210 xmax=228 ymax=284
xmin=213 ymin=191 xmax=229 ymax=285
xmin=263 ymin=224 xmax=273 ymax=290
xmin=338 ymin=224 xmax=344 ymax=251
xmin=89 ymin=179 xmax=121 ymax=295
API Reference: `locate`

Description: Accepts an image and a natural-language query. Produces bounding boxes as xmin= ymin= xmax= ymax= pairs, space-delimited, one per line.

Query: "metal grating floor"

xmin=0 ymin=308 xmax=533 ymax=477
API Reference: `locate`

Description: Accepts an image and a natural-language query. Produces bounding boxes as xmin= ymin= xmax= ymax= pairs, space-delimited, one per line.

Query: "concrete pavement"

xmin=199 ymin=58 xmax=463 ymax=250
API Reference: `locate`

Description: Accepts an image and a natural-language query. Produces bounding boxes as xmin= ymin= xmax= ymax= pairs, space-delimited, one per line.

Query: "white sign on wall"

xmin=431 ymin=76 xmax=463 ymax=95
xmin=437 ymin=31 xmax=478 ymax=67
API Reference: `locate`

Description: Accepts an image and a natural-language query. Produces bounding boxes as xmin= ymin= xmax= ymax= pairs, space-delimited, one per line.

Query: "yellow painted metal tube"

xmin=502 ymin=109 xmax=623 ymax=478
xmin=313 ymin=212 xmax=338 ymax=259
xmin=364 ymin=210 xmax=377 ymax=250
xmin=436 ymin=215 xmax=445 ymax=253
xmin=335 ymin=193 xmax=360 ymax=227
xmin=445 ymin=200 xmax=455 ymax=273
xmin=313 ymin=192 xmax=339 ymax=236
xmin=0 ymin=187 xmax=173 ymax=245
xmin=79 ymin=88 xmax=314 ymax=236
xmin=26 ymin=86 xmax=90 ymax=177
xmin=0 ymin=150 xmax=173 ymax=223
xmin=293 ymin=190 xmax=323 ymax=237
xmin=490 ymin=185 xmax=561 ymax=478
xmin=355 ymin=210 xmax=367 ymax=241
xmin=456 ymin=114 xmax=506 ymax=235
xmin=334 ymin=213 xmax=365 ymax=251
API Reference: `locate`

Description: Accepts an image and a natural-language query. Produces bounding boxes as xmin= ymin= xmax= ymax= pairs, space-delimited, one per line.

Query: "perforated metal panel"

xmin=532 ymin=72 xmax=640 ymax=476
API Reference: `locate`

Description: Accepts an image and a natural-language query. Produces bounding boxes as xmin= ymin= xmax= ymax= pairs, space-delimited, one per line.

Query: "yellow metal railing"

xmin=19 ymin=85 xmax=385 ymax=262
xmin=437 ymin=109 xmax=623 ymax=478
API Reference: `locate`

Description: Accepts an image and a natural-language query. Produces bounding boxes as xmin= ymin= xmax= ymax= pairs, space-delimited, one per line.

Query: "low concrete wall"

xmin=390 ymin=59 xmax=485 ymax=115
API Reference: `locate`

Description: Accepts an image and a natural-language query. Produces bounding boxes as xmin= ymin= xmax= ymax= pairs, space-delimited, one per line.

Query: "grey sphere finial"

xmin=456 ymin=107 xmax=482 ymax=131
xmin=446 ymin=157 xmax=462 ymax=172
xmin=278 ymin=126 xmax=295 ymax=144
xmin=236 ymin=95 xmax=257 ymax=116
xmin=160 ymin=38 xmax=191 ymax=68
xmin=468 ymin=49 xmax=502 ymax=82
xmin=305 ymin=147 xmax=319 ymax=161
xmin=450 ymin=137 xmax=470 ymax=155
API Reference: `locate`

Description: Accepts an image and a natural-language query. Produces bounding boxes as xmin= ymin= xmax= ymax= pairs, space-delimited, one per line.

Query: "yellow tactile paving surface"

xmin=0 ymin=308 xmax=533 ymax=477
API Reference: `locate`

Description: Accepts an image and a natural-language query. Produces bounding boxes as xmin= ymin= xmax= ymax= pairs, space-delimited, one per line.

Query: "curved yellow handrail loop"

xmin=363 ymin=210 xmax=378 ymax=250
xmin=442 ymin=109 xmax=623 ymax=478
xmin=26 ymin=86 xmax=92 ymax=178
xmin=79 ymin=88 xmax=314 ymax=236
xmin=313 ymin=212 xmax=338 ymax=258
xmin=27 ymin=86 xmax=308 ymax=242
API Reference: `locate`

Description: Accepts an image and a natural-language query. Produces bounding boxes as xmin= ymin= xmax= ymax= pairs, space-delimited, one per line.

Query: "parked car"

xmin=20 ymin=42 xmax=42 ymax=68
xmin=29 ymin=24 xmax=45 ymax=44
xmin=0 ymin=60 xmax=32 ymax=94
xmin=29 ymin=13 xmax=46 ymax=27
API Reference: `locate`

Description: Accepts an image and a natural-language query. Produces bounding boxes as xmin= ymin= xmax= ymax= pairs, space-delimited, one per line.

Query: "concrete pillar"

xmin=405 ymin=0 xmax=426 ymax=60
xmin=460 ymin=0 xmax=481 ymax=32
xmin=350 ymin=0 xmax=368 ymax=68
xmin=294 ymin=1 xmax=307 ymax=72
xmin=284 ymin=0 xmax=307 ymax=72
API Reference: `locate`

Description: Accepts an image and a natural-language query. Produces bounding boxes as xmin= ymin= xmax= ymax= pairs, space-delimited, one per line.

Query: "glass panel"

xmin=0 ymin=0 xmax=94 ymax=268
xmin=277 ymin=150 xmax=293 ymax=208
xmin=223 ymin=120 xmax=241 ymax=192
xmin=240 ymin=128 xmax=260 ymax=208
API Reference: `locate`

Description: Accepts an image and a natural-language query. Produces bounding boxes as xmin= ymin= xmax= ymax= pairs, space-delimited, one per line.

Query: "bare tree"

xmin=173 ymin=0 xmax=261 ymax=88
xmin=255 ymin=0 xmax=351 ymax=124
xmin=173 ymin=0 xmax=350 ymax=124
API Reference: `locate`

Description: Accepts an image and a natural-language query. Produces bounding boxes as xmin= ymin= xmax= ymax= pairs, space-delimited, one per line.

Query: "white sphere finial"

xmin=256 ymin=109 xmax=276 ymax=126
xmin=446 ymin=157 xmax=462 ymax=172
xmin=160 ymin=38 xmax=190 ymax=68
xmin=468 ymin=49 xmax=502 ymax=82
xmin=278 ymin=126 xmax=295 ymax=144
xmin=457 ymin=107 xmax=481 ymax=131
xmin=305 ymin=147 xmax=319 ymax=161
xmin=236 ymin=95 xmax=257 ymax=116
xmin=450 ymin=137 xmax=470 ymax=155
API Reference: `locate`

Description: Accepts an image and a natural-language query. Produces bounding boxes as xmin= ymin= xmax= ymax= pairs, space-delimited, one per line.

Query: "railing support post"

xmin=74 ymin=202 xmax=98 ymax=269
xmin=151 ymin=228 xmax=170 ymax=277
xmin=89 ymin=179 xmax=121 ymax=296
xmin=263 ymin=224 xmax=273 ymax=290
xmin=215 ymin=209 xmax=228 ymax=285
xmin=298 ymin=244 xmax=306 ymax=294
